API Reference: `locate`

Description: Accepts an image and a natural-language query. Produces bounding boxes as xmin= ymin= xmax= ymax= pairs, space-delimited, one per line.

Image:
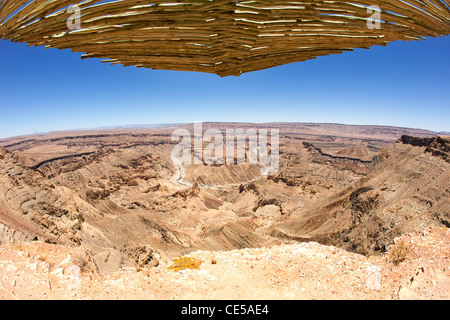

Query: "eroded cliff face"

xmin=0 ymin=129 xmax=448 ymax=274
xmin=0 ymin=147 xmax=84 ymax=245
xmin=398 ymin=135 xmax=449 ymax=162
xmin=425 ymin=136 xmax=450 ymax=162
xmin=272 ymin=136 xmax=450 ymax=256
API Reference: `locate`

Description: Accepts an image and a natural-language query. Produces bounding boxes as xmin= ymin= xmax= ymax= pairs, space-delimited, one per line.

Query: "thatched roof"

xmin=1 ymin=0 xmax=449 ymax=76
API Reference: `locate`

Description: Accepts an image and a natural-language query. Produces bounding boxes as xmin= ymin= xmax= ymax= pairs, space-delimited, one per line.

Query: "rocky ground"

xmin=0 ymin=227 xmax=448 ymax=300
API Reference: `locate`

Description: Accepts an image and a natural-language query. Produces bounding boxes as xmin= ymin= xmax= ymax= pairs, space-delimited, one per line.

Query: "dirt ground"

xmin=0 ymin=227 xmax=448 ymax=300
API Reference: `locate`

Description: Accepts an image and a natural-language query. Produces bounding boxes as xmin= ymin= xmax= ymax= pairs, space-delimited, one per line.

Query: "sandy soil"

xmin=0 ymin=227 xmax=448 ymax=300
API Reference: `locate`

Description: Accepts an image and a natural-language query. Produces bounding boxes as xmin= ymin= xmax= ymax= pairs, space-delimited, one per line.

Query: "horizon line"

xmin=1 ymin=121 xmax=448 ymax=141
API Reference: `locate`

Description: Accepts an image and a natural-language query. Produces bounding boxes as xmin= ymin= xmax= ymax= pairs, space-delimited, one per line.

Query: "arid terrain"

xmin=0 ymin=122 xmax=448 ymax=300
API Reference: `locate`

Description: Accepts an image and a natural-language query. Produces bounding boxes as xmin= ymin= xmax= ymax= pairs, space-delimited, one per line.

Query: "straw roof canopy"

xmin=1 ymin=0 xmax=449 ymax=76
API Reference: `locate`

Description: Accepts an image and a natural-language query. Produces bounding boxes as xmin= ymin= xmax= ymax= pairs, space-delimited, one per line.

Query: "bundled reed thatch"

xmin=1 ymin=0 xmax=449 ymax=76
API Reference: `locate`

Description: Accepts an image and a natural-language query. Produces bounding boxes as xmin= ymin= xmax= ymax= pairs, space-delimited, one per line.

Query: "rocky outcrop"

xmin=253 ymin=198 xmax=284 ymax=215
xmin=171 ymin=183 xmax=200 ymax=199
xmin=274 ymin=137 xmax=450 ymax=256
xmin=425 ymin=136 xmax=450 ymax=162
xmin=122 ymin=245 xmax=160 ymax=268
xmin=0 ymin=147 xmax=85 ymax=245
xmin=397 ymin=135 xmax=435 ymax=147
xmin=302 ymin=141 xmax=377 ymax=165
xmin=266 ymin=173 xmax=300 ymax=187
xmin=398 ymin=135 xmax=449 ymax=162
xmin=238 ymin=182 xmax=259 ymax=194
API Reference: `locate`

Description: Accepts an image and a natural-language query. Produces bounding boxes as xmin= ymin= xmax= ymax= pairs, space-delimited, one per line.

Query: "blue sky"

xmin=0 ymin=35 xmax=449 ymax=138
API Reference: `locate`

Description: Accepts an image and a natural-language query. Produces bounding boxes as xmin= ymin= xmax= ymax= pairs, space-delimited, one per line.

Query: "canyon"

xmin=0 ymin=122 xmax=448 ymax=299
